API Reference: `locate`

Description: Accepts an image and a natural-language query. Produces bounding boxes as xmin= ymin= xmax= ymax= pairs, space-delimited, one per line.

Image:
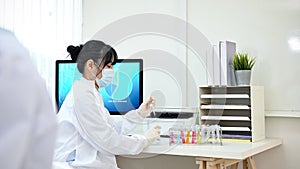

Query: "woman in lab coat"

xmin=54 ymin=40 xmax=160 ymax=169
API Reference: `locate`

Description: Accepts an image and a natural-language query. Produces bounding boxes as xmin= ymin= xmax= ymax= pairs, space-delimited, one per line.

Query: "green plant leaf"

xmin=232 ymin=53 xmax=256 ymax=70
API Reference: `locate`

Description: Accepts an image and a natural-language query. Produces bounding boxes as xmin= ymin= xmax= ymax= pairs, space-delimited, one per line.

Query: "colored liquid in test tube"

xmin=191 ymin=130 xmax=196 ymax=144
xmin=177 ymin=135 xmax=182 ymax=144
xmin=197 ymin=127 xmax=201 ymax=144
xmin=186 ymin=130 xmax=191 ymax=144
xmin=173 ymin=128 xmax=181 ymax=144
xmin=170 ymin=131 xmax=174 ymax=144
xmin=180 ymin=130 xmax=185 ymax=144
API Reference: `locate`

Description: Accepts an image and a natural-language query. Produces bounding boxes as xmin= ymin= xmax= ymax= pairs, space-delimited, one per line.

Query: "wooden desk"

xmin=139 ymin=138 xmax=282 ymax=169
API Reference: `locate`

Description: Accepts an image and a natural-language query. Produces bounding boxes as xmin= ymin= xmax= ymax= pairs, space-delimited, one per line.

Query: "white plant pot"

xmin=235 ymin=70 xmax=251 ymax=86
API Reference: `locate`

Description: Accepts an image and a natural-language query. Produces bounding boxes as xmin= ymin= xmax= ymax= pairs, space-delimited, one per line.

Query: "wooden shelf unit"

xmin=199 ymin=86 xmax=265 ymax=142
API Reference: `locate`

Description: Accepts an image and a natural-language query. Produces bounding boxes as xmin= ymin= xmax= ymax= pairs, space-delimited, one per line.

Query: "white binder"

xmin=219 ymin=41 xmax=236 ymax=86
xmin=206 ymin=45 xmax=220 ymax=86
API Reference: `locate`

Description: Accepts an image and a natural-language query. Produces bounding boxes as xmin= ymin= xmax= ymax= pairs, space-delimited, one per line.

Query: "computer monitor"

xmin=55 ymin=59 xmax=143 ymax=115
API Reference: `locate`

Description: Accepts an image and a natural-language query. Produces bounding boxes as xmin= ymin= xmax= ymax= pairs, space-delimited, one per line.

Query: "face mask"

xmin=96 ymin=69 xmax=114 ymax=88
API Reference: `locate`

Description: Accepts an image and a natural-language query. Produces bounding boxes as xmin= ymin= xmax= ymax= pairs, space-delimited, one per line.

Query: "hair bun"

xmin=67 ymin=45 xmax=83 ymax=61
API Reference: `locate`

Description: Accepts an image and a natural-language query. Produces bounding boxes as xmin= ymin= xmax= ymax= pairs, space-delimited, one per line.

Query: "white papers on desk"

xmin=221 ymin=127 xmax=251 ymax=131
xmin=201 ymin=116 xmax=250 ymax=121
xmin=200 ymin=105 xmax=250 ymax=110
xmin=200 ymin=94 xmax=249 ymax=99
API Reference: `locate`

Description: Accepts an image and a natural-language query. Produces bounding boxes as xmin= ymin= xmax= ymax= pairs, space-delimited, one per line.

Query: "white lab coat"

xmin=54 ymin=77 xmax=148 ymax=169
xmin=0 ymin=28 xmax=57 ymax=169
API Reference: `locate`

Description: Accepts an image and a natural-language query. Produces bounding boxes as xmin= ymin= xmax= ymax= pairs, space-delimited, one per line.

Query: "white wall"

xmin=187 ymin=0 xmax=300 ymax=113
xmin=82 ymin=0 xmax=300 ymax=169
xmin=83 ymin=0 xmax=187 ymax=108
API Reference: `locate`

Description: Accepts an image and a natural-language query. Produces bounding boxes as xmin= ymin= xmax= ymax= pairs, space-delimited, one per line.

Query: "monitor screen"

xmin=55 ymin=59 xmax=143 ymax=115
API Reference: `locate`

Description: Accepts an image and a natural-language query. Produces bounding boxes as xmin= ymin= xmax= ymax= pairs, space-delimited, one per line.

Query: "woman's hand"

xmin=137 ymin=96 xmax=155 ymax=118
xmin=144 ymin=125 xmax=161 ymax=146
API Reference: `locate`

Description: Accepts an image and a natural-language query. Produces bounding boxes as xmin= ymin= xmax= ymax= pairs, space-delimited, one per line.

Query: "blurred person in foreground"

xmin=0 ymin=28 xmax=57 ymax=169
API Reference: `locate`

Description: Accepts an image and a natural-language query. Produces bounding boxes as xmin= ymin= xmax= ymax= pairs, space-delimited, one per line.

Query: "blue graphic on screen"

xmin=57 ymin=61 xmax=141 ymax=114
xmin=58 ymin=63 xmax=81 ymax=110
xmin=100 ymin=62 xmax=140 ymax=113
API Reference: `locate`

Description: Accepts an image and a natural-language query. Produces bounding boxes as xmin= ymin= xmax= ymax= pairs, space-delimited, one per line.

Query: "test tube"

xmin=169 ymin=128 xmax=175 ymax=144
xmin=180 ymin=129 xmax=186 ymax=144
xmin=185 ymin=128 xmax=191 ymax=144
xmin=191 ymin=126 xmax=196 ymax=144
xmin=201 ymin=125 xmax=210 ymax=144
xmin=210 ymin=125 xmax=216 ymax=144
xmin=215 ymin=125 xmax=223 ymax=146
xmin=176 ymin=130 xmax=182 ymax=144
xmin=196 ymin=125 xmax=201 ymax=144
xmin=174 ymin=127 xmax=180 ymax=144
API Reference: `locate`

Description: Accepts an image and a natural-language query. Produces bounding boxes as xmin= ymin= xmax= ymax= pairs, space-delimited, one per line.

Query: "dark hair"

xmin=67 ymin=40 xmax=118 ymax=74
xmin=67 ymin=45 xmax=83 ymax=61
xmin=100 ymin=45 xmax=118 ymax=68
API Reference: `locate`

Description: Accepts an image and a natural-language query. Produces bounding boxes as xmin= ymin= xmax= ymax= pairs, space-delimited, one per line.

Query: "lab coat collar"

xmin=80 ymin=77 xmax=96 ymax=87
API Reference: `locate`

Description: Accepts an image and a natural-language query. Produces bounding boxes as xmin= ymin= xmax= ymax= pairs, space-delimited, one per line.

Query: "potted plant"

xmin=232 ymin=53 xmax=256 ymax=86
